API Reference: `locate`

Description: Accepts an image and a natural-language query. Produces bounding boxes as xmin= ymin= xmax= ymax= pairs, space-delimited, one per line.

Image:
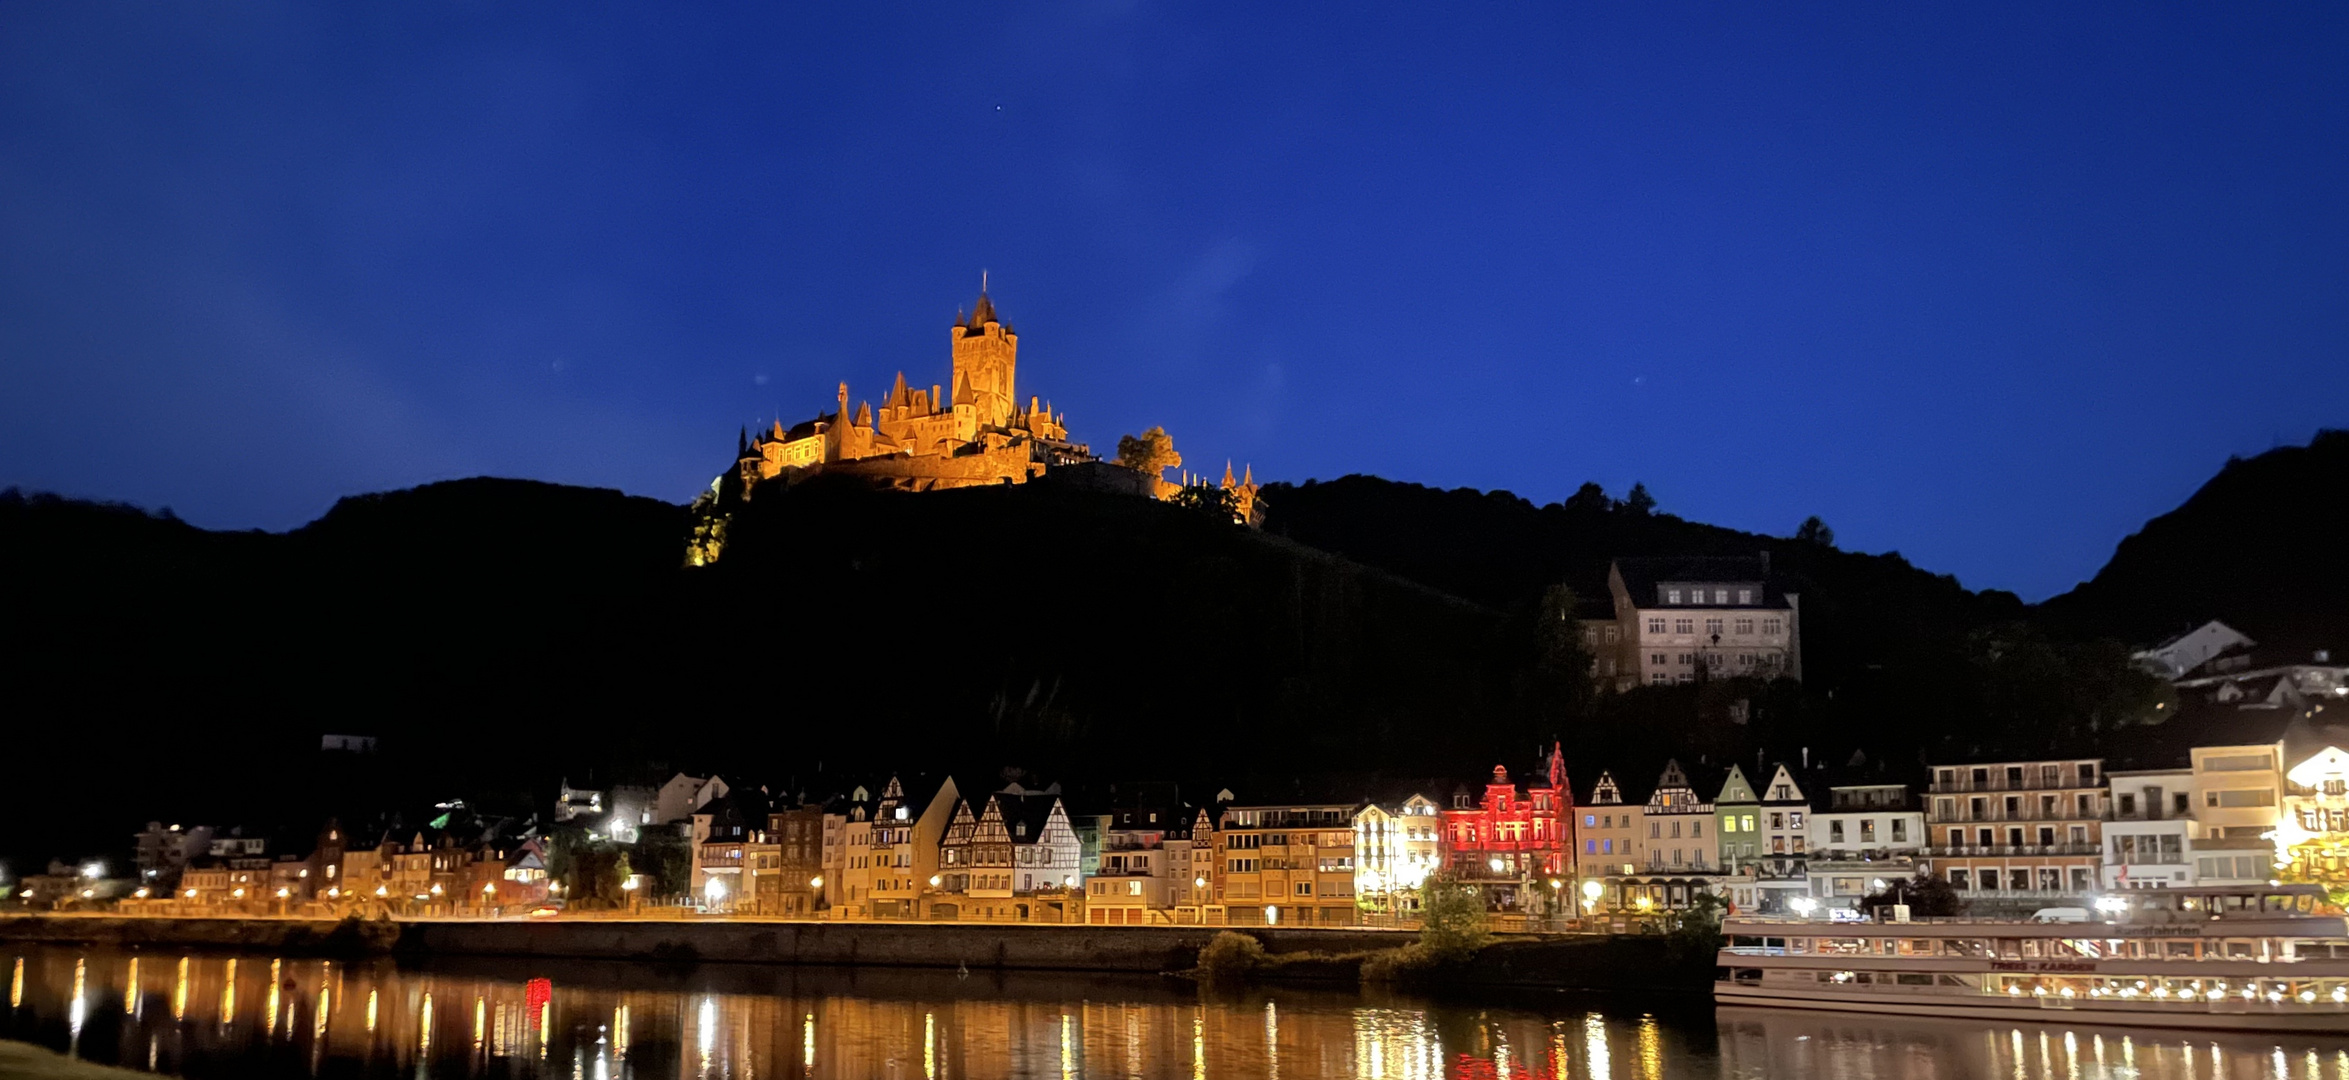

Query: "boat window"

xmin=1944 ymin=939 xmax=1988 ymax=958
xmin=1937 ymin=974 xmax=1977 ymax=987
xmin=2165 ymin=940 xmax=2196 ymax=959
xmin=2225 ymin=940 xmax=2255 ymax=959
xmin=1896 ymin=973 xmax=1935 ymax=986
xmin=1818 ymin=938 xmax=1863 ymax=955
xmin=1997 ymin=939 xmax=2021 ymax=959
xmin=2020 ymin=940 xmax=2044 ymax=958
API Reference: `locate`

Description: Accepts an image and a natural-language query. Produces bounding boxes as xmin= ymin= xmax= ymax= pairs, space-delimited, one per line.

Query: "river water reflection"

xmin=4 ymin=945 xmax=2348 ymax=1079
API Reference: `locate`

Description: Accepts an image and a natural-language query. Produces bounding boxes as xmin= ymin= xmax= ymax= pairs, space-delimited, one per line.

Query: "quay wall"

xmin=0 ymin=916 xmax=1709 ymax=992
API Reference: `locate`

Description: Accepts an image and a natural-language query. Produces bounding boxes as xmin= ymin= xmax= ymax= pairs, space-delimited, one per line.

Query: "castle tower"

xmin=950 ymin=291 xmax=1018 ymax=429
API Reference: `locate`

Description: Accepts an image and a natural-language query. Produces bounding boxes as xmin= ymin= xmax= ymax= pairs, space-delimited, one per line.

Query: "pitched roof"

xmin=1610 ymin=555 xmax=1792 ymax=609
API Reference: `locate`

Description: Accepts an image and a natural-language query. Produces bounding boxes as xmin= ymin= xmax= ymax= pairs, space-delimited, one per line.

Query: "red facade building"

xmin=1443 ymin=744 xmax=1575 ymax=909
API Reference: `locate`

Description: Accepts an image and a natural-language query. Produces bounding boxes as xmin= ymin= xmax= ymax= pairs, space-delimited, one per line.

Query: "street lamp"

xmin=81 ymin=863 xmax=103 ymax=879
xmin=808 ymin=876 xmax=823 ymax=889
xmin=928 ymin=875 xmax=942 ymax=888
xmin=1580 ymin=879 xmax=1602 ymax=913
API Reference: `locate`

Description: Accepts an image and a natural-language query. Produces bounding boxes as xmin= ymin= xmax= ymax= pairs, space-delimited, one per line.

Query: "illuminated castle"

xmin=684 ymin=289 xmax=1263 ymax=565
xmin=731 ymin=291 xmax=1089 ymax=493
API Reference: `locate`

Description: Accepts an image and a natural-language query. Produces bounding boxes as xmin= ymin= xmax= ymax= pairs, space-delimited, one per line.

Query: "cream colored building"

xmin=2189 ymin=741 xmax=2286 ymax=885
xmin=1353 ymin=793 xmax=1442 ymax=915
xmin=1212 ymin=800 xmax=1360 ymax=927
xmin=1605 ymin=556 xmax=1801 ymax=689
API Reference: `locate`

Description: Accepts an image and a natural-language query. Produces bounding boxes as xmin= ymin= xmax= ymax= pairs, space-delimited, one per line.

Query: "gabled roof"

xmin=998 ymin=794 xmax=1066 ymax=844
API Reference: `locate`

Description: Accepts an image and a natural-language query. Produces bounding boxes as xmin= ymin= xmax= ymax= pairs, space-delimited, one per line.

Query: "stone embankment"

xmin=0 ymin=916 xmax=1711 ymax=993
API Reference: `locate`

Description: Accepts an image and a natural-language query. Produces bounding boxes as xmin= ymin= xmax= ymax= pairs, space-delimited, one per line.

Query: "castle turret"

xmin=950 ymin=291 xmax=1018 ymax=429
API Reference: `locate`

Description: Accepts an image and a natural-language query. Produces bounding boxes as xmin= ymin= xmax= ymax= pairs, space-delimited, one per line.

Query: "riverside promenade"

xmin=0 ymin=913 xmax=1711 ymax=992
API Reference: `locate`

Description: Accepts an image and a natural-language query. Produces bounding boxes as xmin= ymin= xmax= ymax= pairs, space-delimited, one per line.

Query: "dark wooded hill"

xmin=12 ymin=431 xmax=2337 ymax=871
xmin=2038 ymin=428 xmax=2349 ymax=655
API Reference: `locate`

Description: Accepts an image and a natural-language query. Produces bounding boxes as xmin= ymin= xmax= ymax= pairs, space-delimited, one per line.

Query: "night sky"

xmin=3 ymin=5 xmax=2343 ymax=600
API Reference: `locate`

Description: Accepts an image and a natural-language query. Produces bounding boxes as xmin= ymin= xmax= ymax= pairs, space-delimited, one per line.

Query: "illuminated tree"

xmin=1172 ymin=482 xmax=1241 ymax=523
xmin=2279 ymin=838 xmax=2349 ymax=909
xmin=1416 ymin=878 xmax=1492 ymax=961
xmin=1116 ymin=427 xmax=1182 ymax=480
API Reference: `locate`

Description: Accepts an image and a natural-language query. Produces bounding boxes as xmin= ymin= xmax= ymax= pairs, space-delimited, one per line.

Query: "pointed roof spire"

xmin=1222 ymin=461 xmax=1236 ymax=488
xmin=1241 ymin=464 xmax=1254 ymax=486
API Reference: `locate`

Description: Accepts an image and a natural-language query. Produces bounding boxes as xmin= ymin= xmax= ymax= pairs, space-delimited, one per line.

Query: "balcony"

xmin=1928 ymin=773 xmax=2099 ymax=795
xmin=1924 ymin=843 xmax=2100 ymax=858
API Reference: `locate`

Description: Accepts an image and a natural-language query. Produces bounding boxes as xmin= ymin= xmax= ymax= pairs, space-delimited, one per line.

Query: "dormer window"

xmin=1666 ymin=589 xmax=1681 ymax=604
xmin=1737 ymin=589 xmax=1752 ymax=604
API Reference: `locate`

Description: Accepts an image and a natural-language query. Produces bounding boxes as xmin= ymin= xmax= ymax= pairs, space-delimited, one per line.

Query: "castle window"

xmin=1674 ymin=618 xmax=1694 ymax=634
xmin=1738 ymin=589 xmax=1752 ymax=604
xmin=1647 ymin=618 xmax=1666 ymax=634
xmin=1735 ymin=618 xmax=1754 ymax=634
xmin=1713 ymin=590 xmax=1726 ymax=603
xmin=1666 ymin=589 xmax=1682 ymax=604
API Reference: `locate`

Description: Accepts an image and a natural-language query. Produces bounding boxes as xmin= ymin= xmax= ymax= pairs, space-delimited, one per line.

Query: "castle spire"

xmin=1222 ymin=461 xmax=1236 ymax=488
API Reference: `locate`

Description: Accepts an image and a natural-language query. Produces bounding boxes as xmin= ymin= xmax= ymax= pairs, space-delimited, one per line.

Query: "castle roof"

xmin=960 ymin=292 xmax=1006 ymax=333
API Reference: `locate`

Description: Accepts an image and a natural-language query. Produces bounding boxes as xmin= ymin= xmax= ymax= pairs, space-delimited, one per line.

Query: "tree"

xmin=1794 ymin=515 xmax=1836 ymax=548
xmin=1172 ymin=483 xmax=1241 ymax=523
xmin=1416 ymin=878 xmax=1493 ymax=961
xmin=1116 ymin=427 xmax=1181 ymax=480
xmin=1562 ymin=482 xmax=1611 ymax=514
xmin=1861 ymin=872 xmax=1965 ymax=917
xmin=1621 ymin=482 xmax=1656 ymax=515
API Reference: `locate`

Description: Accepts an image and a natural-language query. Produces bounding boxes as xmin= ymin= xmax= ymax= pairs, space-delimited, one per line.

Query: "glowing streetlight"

xmin=133 ymin=887 xmax=150 ymax=899
xmin=1581 ymin=880 xmax=1602 ymax=902
xmin=374 ymin=886 xmax=388 ymax=897
xmin=481 ymin=882 xmax=496 ymax=896
xmin=808 ymin=876 xmax=823 ymax=889
xmin=622 ymin=878 xmax=639 ymax=892
xmin=429 ymin=883 xmax=444 ymax=896
xmin=81 ymin=863 xmax=104 ymax=879
xmin=276 ymin=888 xmax=290 ymax=899
xmin=232 ymin=889 xmax=245 ymax=899
xmin=704 ymin=877 xmax=727 ymax=903
xmin=1193 ymin=876 xmax=1207 ymax=889
xmin=183 ymin=888 xmax=197 ymax=899
xmin=928 ymin=875 xmax=942 ymax=888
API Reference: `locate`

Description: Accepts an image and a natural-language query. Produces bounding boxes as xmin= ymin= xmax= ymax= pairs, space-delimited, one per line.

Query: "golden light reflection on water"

xmin=4 ymin=947 xmax=2349 ymax=1080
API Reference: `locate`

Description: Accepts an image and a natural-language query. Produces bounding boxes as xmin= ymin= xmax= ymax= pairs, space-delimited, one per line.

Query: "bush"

xmin=1195 ymin=931 xmax=1269 ymax=983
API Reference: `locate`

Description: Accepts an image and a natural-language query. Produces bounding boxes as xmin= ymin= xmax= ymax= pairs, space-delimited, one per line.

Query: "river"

xmin=4 ymin=945 xmax=2346 ymax=1079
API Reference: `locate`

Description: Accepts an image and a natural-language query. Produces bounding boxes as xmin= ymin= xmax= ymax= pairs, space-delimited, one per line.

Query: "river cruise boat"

xmin=1716 ymin=884 xmax=2349 ymax=1033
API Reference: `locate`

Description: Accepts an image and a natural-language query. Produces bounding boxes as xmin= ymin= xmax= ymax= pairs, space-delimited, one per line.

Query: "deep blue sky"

xmin=3 ymin=5 xmax=2343 ymax=600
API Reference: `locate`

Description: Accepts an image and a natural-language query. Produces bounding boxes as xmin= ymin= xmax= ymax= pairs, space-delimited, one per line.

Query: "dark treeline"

xmin=6 ymin=431 xmax=2340 ymax=870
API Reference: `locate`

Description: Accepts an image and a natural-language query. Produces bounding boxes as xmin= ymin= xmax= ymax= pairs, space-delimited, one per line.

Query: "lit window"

xmin=1737 ymin=589 xmax=1752 ymax=604
xmin=1666 ymin=589 xmax=1681 ymax=604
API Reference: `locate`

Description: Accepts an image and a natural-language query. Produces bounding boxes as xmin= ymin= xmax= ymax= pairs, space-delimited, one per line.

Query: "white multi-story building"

xmin=1804 ymin=782 xmax=1923 ymax=910
xmin=1604 ymin=555 xmax=1801 ymax=690
xmin=2103 ymin=767 xmax=2195 ymax=889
